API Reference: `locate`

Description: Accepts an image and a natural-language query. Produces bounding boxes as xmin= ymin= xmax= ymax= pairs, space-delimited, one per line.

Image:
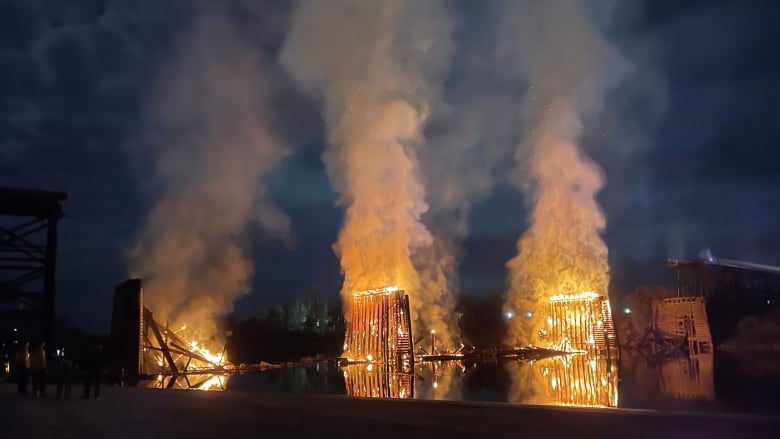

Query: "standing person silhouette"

xmin=12 ymin=341 xmax=30 ymax=396
xmin=54 ymin=354 xmax=74 ymax=399
xmin=82 ymin=344 xmax=104 ymax=400
xmin=29 ymin=341 xmax=48 ymax=398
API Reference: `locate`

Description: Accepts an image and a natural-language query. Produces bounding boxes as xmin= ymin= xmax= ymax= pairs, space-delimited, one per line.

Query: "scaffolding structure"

xmin=342 ymin=287 xmax=414 ymax=370
xmin=0 ymin=186 xmax=67 ymax=342
xmin=653 ymin=296 xmax=713 ymax=356
xmin=668 ymin=258 xmax=780 ymax=344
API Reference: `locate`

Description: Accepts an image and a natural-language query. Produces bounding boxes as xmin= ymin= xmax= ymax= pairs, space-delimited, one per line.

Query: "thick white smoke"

xmin=415 ymin=4 xmax=526 ymax=348
xmin=130 ymin=5 xmax=290 ymax=348
xmin=500 ymin=0 xmax=630 ymax=345
xmin=281 ymin=0 xmax=456 ymax=347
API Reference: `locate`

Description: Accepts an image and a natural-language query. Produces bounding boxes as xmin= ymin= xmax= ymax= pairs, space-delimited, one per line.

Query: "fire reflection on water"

xmin=342 ymin=363 xmax=414 ymax=399
xmin=342 ymin=354 xmax=619 ymax=408
xmin=508 ymin=354 xmax=619 ymax=408
xmin=140 ymin=353 xmax=715 ymax=408
xmin=341 ymin=361 xmax=464 ymax=400
xmin=414 ymin=362 xmax=464 ymax=401
xmin=657 ymin=353 xmax=714 ymax=400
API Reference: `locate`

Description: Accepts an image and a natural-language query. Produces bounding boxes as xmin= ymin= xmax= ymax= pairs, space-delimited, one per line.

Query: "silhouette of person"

xmin=82 ymin=344 xmax=104 ymax=400
xmin=30 ymin=341 xmax=48 ymax=397
xmin=12 ymin=342 xmax=30 ymax=396
xmin=55 ymin=356 xmax=74 ymax=399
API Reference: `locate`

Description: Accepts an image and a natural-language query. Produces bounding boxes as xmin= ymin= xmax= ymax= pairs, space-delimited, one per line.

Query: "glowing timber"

xmin=141 ymin=307 xmax=229 ymax=381
xmin=343 ymin=286 xmax=414 ymax=369
xmin=541 ymin=292 xmax=619 ymax=356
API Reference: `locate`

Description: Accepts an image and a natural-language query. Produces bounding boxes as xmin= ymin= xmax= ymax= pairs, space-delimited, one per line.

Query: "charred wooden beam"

xmin=145 ymin=309 xmax=178 ymax=376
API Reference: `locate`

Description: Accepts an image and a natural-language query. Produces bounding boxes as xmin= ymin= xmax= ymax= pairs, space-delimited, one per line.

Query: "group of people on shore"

xmin=11 ymin=341 xmax=104 ymax=400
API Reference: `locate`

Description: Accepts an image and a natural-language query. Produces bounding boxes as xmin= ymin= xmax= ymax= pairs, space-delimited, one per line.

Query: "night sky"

xmin=2 ymin=0 xmax=779 ymax=333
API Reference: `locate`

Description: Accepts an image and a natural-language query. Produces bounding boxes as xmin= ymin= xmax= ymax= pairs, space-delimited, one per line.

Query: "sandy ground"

xmin=2 ymin=383 xmax=779 ymax=439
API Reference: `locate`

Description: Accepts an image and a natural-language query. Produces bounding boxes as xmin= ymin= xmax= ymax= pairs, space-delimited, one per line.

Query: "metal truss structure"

xmin=0 ymin=186 xmax=67 ymax=342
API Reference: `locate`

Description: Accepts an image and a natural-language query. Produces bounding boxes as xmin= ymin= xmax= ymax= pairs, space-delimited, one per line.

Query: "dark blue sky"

xmin=2 ymin=0 xmax=779 ymax=333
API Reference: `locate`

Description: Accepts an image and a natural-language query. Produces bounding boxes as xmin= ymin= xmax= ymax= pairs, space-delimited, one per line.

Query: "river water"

xmin=147 ymin=350 xmax=780 ymax=416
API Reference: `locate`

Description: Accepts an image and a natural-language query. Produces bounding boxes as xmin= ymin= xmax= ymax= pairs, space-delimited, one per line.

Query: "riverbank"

xmin=2 ymin=383 xmax=779 ymax=438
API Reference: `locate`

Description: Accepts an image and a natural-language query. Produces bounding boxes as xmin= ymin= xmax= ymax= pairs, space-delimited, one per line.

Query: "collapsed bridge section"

xmin=110 ymin=279 xmax=228 ymax=387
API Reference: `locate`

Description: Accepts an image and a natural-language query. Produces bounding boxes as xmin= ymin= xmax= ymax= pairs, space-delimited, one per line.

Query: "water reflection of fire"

xmin=341 ymin=361 xmax=464 ymax=400
xmin=542 ymin=354 xmax=618 ymax=407
xmin=508 ymin=292 xmax=619 ymax=408
xmin=657 ymin=353 xmax=714 ymax=400
xmin=414 ymin=361 xmax=464 ymax=401
xmin=509 ymin=354 xmax=619 ymax=408
xmin=342 ymin=363 xmax=414 ymax=399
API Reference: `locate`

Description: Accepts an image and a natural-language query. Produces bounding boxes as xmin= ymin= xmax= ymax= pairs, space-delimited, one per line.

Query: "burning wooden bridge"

xmin=111 ymin=279 xmax=231 ymax=389
xmin=112 ymin=278 xmax=619 ymax=397
xmin=540 ymin=292 xmax=619 ymax=356
xmin=342 ymin=286 xmax=414 ymax=370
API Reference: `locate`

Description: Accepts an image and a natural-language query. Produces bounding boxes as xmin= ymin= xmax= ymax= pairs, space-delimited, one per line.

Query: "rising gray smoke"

xmin=281 ymin=0 xmax=458 ymax=347
xmin=415 ymin=3 xmax=525 ymax=346
xmin=499 ymin=0 xmax=631 ymax=345
xmin=130 ymin=4 xmax=290 ymax=347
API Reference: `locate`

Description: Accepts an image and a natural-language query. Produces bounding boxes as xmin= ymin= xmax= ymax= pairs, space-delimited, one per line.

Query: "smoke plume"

xmin=501 ymin=0 xmax=629 ymax=344
xmin=281 ymin=1 xmax=455 ymax=346
xmin=130 ymin=6 xmax=290 ymax=348
xmin=415 ymin=4 xmax=526 ymax=347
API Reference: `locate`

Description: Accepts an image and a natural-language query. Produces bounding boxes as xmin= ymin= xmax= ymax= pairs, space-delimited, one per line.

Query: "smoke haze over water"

xmin=281 ymin=0 xmax=458 ymax=347
xmin=129 ymin=5 xmax=290 ymax=347
xmin=501 ymin=0 xmax=630 ymax=345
